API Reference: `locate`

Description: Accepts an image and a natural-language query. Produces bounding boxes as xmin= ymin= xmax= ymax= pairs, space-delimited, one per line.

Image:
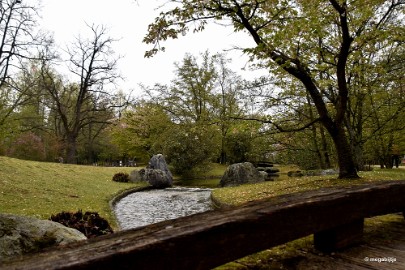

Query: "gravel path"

xmin=114 ymin=187 xmax=213 ymax=230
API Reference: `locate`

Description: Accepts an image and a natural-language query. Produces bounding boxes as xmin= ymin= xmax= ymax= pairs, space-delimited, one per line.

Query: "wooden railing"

xmin=2 ymin=181 xmax=405 ymax=270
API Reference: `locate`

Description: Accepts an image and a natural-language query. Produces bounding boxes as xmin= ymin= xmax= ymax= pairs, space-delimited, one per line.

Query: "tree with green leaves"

xmin=155 ymin=122 xmax=220 ymax=176
xmin=210 ymin=53 xmax=246 ymax=163
xmin=147 ymin=51 xmax=217 ymax=124
xmin=110 ymin=102 xmax=173 ymax=164
xmin=144 ymin=0 xmax=404 ymax=178
xmin=145 ymin=51 xmax=255 ymax=171
xmin=144 ymin=52 xmax=221 ymax=173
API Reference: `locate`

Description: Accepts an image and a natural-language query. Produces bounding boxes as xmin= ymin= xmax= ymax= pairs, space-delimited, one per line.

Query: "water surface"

xmin=114 ymin=187 xmax=212 ymax=230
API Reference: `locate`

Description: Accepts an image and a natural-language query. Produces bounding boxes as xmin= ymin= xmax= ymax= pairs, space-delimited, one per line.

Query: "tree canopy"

xmin=144 ymin=0 xmax=405 ymax=178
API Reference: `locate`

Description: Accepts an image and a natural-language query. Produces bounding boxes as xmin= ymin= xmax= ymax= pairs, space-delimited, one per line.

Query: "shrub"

xmin=7 ymin=132 xmax=46 ymax=161
xmin=112 ymin=172 xmax=130 ymax=182
xmin=156 ymin=125 xmax=219 ymax=176
xmin=50 ymin=210 xmax=113 ymax=238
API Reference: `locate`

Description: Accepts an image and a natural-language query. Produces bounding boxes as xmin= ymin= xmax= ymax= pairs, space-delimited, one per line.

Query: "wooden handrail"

xmin=2 ymin=181 xmax=405 ymax=270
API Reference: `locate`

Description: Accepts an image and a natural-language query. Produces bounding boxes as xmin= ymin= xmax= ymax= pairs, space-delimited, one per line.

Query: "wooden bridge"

xmin=294 ymin=215 xmax=405 ymax=270
xmin=2 ymin=180 xmax=405 ymax=269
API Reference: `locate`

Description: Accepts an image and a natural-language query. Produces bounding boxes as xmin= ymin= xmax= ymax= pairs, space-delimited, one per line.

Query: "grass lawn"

xmin=212 ymin=167 xmax=405 ymax=206
xmin=0 ymin=156 xmax=147 ymax=228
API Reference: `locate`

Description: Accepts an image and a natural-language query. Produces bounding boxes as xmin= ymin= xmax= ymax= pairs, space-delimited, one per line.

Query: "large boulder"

xmin=220 ymin=162 xmax=264 ymax=187
xmin=145 ymin=154 xmax=173 ymax=188
xmin=0 ymin=213 xmax=86 ymax=262
xmin=148 ymin=154 xmax=173 ymax=180
xmin=144 ymin=168 xmax=172 ymax=189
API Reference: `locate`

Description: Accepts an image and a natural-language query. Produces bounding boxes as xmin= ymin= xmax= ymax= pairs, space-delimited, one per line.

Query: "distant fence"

xmin=2 ymin=181 xmax=405 ymax=270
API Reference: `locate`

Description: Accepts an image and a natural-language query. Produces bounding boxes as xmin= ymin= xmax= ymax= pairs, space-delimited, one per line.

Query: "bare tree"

xmin=0 ymin=0 xmax=50 ymax=129
xmin=41 ymin=24 xmax=120 ymax=163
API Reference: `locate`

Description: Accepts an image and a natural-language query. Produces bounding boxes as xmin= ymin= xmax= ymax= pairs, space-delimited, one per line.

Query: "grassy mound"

xmin=0 ymin=157 xmax=147 ymax=228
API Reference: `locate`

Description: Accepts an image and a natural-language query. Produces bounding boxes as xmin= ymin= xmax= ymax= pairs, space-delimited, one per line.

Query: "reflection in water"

xmin=114 ymin=187 xmax=212 ymax=230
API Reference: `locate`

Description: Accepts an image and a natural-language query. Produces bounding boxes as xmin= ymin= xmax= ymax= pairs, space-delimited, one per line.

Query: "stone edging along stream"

xmin=109 ymin=185 xmax=152 ymax=209
xmin=209 ymin=193 xmax=232 ymax=210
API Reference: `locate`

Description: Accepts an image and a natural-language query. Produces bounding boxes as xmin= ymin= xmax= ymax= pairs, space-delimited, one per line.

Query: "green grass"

xmin=212 ymin=168 xmax=405 ymax=207
xmin=0 ymin=156 xmax=147 ymax=228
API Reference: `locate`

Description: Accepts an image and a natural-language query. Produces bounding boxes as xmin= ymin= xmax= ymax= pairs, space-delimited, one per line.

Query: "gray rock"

xmin=220 ymin=162 xmax=264 ymax=187
xmin=148 ymin=154 xmax=173 ymax=180
xmin=0 ymin=213 xmax=86 ymax=262
xmin=144 ymin=169 xmax=172 ymax=189
xmin=321 ymin=169 xmax=338 ymax=175
xmin=129 ymin=168 xmax=146 ymax=183
xmin=256 ymin=165 xmax=279 ymax=181
xmin=287 ymin=169 xmax=338 ymax=178
xmin=129 ymin=154 xmax=173 ymax=188
xmin=259 ymin=171 xmax=268 ymax=179
xmin=145 ymin=154 xmax=173 ymax=188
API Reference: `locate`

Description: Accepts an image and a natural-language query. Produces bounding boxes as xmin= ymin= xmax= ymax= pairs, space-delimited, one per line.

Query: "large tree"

xmin=147 ymin=52 xmax=217 ymax=124
xmin=0 ymin=0 xmax=50 ymax=139
xmin=212 ymin=54 xmax=246 ymax=164
xmin=144 ymin=0 xmax=404 ymax=178
xmin=110 ymin=102 xmax=173 ymax=163
xmin=145 ymin=52 xmax=221 ymax=173
xmin=145 ymin=52 xmax=252 ymax=169
xmin=40 ymin=24 xmax=120 ymax=163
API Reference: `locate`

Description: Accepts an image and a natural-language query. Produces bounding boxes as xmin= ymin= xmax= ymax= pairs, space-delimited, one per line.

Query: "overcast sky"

xmin=39 ymin=0 xmax=264 ymax=96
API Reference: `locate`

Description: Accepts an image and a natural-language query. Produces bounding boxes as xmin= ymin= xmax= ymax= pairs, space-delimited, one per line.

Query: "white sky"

xmin=39 ymin=0 xmax=265 ymax=96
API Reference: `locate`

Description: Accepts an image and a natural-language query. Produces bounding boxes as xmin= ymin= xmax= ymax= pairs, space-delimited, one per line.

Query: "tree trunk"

xmin=65 ymin=134 xmax=77 ymax=164
xmin=353 ymin=143 xmax=365 ymax=171
xmin=219 ymin=126 xmax=227 ymax=164
xmin=320 ymin=126 xmax=332 ymax=168
xmin=306 ymin=93 xmax=325 ymax=169
xmin=330 ymin=126 xmax=359 ymax=179
xmin=310 ymin=125 xmax=325 ymax=169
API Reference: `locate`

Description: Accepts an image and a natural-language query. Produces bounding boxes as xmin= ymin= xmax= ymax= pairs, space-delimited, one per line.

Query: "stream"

xmin=114 ymin=187 xmax=213 ymax=230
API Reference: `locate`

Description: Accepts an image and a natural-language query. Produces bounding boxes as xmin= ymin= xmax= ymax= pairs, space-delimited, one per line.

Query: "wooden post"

xmin=314 ymin=219 xmax=364 ymax=253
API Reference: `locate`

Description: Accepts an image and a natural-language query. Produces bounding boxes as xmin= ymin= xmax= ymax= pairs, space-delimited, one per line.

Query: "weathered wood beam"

xmin=2 ymin=181 xmax=405 ymax=270
xmin=314 ymin=219 xmax=364 ymax=252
